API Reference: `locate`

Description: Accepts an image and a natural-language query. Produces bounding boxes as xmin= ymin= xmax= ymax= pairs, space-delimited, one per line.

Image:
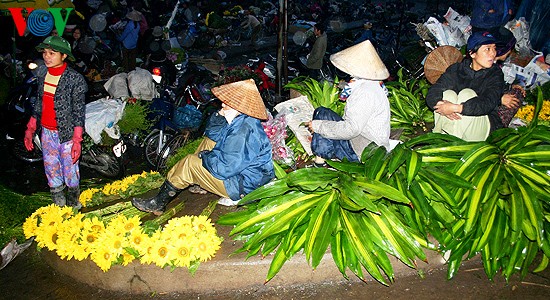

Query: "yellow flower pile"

xmin=79 ymin=171 xmax=162 ymax=207
xmin=515 ymin=100 xmax=550 ymax=125
xmin=23 ymin=205 xmax=222 ymax=272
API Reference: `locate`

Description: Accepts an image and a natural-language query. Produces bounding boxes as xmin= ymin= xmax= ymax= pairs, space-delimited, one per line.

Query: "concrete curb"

xmin=42 ymin=237 xmax=455 ymax=294
xmin=40 ymin=190 xmax=470 ymax=295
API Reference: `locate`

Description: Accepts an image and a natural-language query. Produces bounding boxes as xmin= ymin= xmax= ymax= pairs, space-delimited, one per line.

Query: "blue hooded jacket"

xmin=202 ymin=112 xmax=274 ymax=200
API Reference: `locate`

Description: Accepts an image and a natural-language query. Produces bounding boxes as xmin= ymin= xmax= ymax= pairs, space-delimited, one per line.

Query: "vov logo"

xmin=1 ymin=0 xmax=75 ymax=36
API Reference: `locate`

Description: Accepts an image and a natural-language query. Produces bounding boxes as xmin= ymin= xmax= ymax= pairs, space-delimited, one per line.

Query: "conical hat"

xmin=424 ymin=46 xmax=463 ymax=84
xmin=211 ymin=79 xmax=267 ymax=120
xmin=329 ymin=40 xmax=389 ymax=80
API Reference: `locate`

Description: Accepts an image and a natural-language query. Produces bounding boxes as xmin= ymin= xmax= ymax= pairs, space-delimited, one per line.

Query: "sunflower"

xmin=139 ymin=230 xmax=161 ymax=265
xmin=128 ymin=229 xmax=149 ymax=255
xmin=22 ymin=213 xmax=40 ymax=239
xmin=195 ymin=236 xmax=222 ymax=262
xmin=91 ymin=245 xmax=118 ymax=272
xmin=37 ymin=224 xmax=60 ymax=250
xmin=170 ymin=239 xmax=193 ymax=268
xmin=151 ymin=242 xmax=172 ymax=268
xmin=121 ymin=252 xmax=135 ymax=266
xmin=121 ymin=215 xmax=141 ymax=233
xmin=192 ymin=215 xmax=217 ymax=235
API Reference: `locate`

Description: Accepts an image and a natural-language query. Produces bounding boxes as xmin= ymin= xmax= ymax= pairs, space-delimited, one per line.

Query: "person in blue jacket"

xmin=470 ymin=0 xmax=514 ymax=32
xmin=132 ymin=79 xmax=274 ymax=214
xmin=117 ymin=10 xmax=141 ymax=72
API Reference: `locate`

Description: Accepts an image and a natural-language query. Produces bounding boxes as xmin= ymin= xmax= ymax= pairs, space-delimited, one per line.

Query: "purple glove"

xmin=24 ymin=117 xmax=37 ymax=151
xmin=71 ymin=127 xmax=83 ymax=164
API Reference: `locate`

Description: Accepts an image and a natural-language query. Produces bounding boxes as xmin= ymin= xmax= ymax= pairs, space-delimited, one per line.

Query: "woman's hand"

xmin=501 ymin=94 xmax=520 ymax=109
xmin=434 ymin=100 xmax=462 ymax=120
xmin=304 ymin=121 xmax=314 ymax=133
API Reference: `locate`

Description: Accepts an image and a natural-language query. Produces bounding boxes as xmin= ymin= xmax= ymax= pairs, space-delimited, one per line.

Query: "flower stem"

xmin=151 ymin=200 xmax=186 ymax=226
xmin=200 ymin=200 xmax=218 ymax=218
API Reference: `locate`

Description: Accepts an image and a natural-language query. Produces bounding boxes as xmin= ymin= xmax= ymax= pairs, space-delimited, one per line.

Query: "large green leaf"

xmin=305 ymin=190 xmax=339 ymax=268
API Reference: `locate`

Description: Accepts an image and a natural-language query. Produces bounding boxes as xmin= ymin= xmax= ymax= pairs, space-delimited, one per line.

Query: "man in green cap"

xmin=24 ymin=35 xmax=88 ymax=209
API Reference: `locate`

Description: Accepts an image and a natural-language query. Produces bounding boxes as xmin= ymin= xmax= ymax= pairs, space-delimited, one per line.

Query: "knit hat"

xmin=126 ymin=10 xmax=142 ymax=22
xmin=329 ymin=40 xmax=389 ymax=80
xmin=467 ymin=31 xmax=496 ymax=52
xmin=211 ymin=79 xmax=268 ymax=120
xmin=36 ymin=36 xmax=75 ymax=61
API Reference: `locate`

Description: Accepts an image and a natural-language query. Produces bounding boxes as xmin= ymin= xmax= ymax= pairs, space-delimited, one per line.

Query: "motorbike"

xmin=5 ymin=60 xmax=126 ymax=178
xmin=142 ymin=62 xmax=219 ymax=170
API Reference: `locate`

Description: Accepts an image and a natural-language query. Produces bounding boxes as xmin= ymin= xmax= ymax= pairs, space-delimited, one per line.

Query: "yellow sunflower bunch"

xmin=515 ymin=100 xmax=550 ymax=125
xmin=23 ymin=205 xmax=221 ymax=272
xmin=79 ymin=171 xmax=161 ymax=207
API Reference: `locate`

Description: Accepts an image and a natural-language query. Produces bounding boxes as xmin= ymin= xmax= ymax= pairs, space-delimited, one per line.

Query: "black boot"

xmin=67 ymin=186 xmax=82 ymax=210
xmin=50 ymin=185 xmax=66 ymax=207
xmin=131 ymin=181 xmax=181 ymax=215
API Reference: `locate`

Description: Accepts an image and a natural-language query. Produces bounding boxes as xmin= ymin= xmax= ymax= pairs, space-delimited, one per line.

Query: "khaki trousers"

xmin=433 ymin=89 xmax=491 ymax=142
xmin=167 ymin=137 xmax=229 ymax=198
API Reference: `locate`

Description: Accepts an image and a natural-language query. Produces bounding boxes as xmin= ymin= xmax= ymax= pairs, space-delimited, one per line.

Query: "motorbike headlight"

xmin=28 ymin=62 xmax=38 ymax=70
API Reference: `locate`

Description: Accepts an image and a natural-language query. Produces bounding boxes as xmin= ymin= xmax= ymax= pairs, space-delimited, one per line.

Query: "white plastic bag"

xmin=425 ymin=17 xmax=450 ymax=46
xmin=127 ymin=67 xmax=156 ymax=100
xmin=505 ymin=18 xmax=532 ymax=56
xmin=274 ymin=96 xmax=315 ymax=156
xmin=85 ymin=98 xmax=126 ymax=144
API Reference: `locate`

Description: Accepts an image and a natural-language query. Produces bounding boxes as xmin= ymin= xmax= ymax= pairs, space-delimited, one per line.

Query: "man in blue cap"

xmin=426 ymin=31 xmax=504 ymax=141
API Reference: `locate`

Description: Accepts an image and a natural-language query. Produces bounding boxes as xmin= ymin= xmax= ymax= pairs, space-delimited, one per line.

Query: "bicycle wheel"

xmin=156 ymin=131 xmax=193 ymax=172
xmin=12 ymin=139 xmax=43 ymax=163
xmin=143 ymin=130 xmax=174 ymax=168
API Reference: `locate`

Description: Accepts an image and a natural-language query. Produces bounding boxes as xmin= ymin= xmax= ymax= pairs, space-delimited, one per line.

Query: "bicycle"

xmin=156 ymin=83 xmax=219 ymax=172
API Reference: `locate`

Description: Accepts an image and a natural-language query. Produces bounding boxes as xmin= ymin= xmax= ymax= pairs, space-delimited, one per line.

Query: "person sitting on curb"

xmin=132 ymin=79 xmax=274 ymax=213
xmin=426 ymin=31 xmax=504 ymax=141
xmin=305 ymin=40 xmax=391 ymax=166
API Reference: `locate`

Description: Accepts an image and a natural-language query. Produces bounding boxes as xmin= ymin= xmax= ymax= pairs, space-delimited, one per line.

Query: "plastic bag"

xmin=274 ymin=96 xmax=315 ymax=156
xmin=505 ymin=18 xmax=532 ymax=56
xmin=85 ymin=98 xmax=126 ymax=144
xmin=262 ymin=113 xmax=294 ymax=165
xmin=104 ymin=73 xmax=129 ymax=99
xmin=127 ymin=67 xmax=156 ymax=100
xmin=173 ymin=105 xmax=202 ymax=129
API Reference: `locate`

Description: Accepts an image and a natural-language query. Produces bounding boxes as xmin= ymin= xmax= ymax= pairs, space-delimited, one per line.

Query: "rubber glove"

xmin=24 ymin=117 xmax=37 ymax=151
xmin=71 ymin=126 xmax=83 ymax=164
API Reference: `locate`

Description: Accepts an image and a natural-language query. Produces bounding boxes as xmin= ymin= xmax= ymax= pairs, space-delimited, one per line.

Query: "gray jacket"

xmin=33 ymin=65 xmax=88 ymax=143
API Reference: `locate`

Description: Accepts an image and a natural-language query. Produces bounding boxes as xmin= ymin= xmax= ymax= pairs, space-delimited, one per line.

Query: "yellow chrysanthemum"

xmin=515 ymin=100 xmax=550 ymax=123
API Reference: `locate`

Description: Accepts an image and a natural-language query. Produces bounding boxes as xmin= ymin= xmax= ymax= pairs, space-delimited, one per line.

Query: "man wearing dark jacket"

xmin=426 ymin=31 xmax=504 ymax=141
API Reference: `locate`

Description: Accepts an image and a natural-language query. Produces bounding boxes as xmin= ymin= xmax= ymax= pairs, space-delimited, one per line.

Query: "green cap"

xmin=36 ymin=36 xmax=75 ymax=61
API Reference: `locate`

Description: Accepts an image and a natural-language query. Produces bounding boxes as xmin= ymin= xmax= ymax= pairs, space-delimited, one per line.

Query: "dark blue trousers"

xmin=311 ymin=107 xmax=359 ymax=162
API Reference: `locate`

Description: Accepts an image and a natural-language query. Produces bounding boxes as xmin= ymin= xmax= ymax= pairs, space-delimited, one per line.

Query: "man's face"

xmin=471 ymin=44 xmax=496 ymax=70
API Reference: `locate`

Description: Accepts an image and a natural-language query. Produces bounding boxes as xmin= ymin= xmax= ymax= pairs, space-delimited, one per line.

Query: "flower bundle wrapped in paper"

xmin=262 ymin=113 xmax=294 ymax=166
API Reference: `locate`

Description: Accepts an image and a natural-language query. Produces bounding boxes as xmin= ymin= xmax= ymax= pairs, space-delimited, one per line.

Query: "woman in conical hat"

xmin=305 ymin=40 xmax=391 ymax=164
xmin=133 ymin=79 xmax=274 ymax=212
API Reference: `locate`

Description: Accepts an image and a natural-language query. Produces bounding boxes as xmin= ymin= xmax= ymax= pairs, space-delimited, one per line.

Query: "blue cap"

xmin=467 ymin=31 xmax=497 ymax=52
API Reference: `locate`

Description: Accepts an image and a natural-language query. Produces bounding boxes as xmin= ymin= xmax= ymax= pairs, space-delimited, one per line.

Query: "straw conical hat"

xmin=329 ymin=40 xmax=389 ymax=80
xmin=211 ymin=79 xmax=267 ymax=120
xmin=424 ymin=46 xmax=463 ymax=84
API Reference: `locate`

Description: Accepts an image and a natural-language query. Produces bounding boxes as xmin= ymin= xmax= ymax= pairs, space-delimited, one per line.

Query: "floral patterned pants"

xmin=41 ymin=128 xmax=80 ymax=189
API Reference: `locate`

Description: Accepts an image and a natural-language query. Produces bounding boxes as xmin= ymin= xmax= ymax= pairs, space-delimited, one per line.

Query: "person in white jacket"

xmin=305 ymin=40 xmax=390 ymax=164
